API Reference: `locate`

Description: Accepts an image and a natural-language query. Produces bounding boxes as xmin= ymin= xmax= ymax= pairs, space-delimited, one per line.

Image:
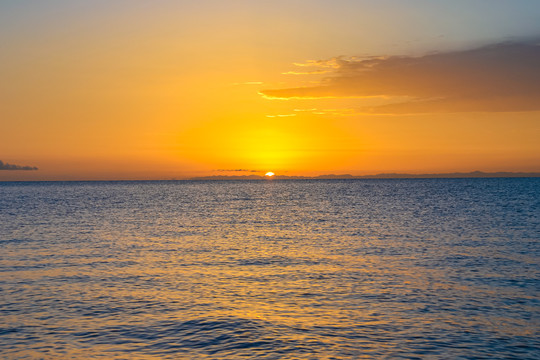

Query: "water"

xmin=1 ymin=179 xmax=539 ymax=359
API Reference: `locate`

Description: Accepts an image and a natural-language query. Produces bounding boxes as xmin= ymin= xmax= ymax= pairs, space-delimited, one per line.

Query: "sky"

xmin=1 ymin=0 xmax=539 ymax=180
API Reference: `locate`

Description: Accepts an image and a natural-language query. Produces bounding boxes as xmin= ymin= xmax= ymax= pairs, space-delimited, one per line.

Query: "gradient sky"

xmin=1 ymin=0 xmax=539 ymax=180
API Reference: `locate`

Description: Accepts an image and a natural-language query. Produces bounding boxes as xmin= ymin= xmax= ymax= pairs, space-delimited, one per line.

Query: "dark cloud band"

xmin=0 ymin=160 xmax=38 ymax=171
xmin=216 ymin=169 xmax=259 ymax=172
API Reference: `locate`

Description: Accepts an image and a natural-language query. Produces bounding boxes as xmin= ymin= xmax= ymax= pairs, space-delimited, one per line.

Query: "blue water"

xmin=1 ymin=179 xmax=539 ymax=359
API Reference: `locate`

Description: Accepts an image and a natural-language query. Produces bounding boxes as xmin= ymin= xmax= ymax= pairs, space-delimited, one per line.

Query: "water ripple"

xmin=0 ymin=179 xmax=538 ymax=359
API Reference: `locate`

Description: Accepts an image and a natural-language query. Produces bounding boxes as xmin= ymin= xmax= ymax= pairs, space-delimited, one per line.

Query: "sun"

xmin=265 ymin=172 xmax=275 ymax=177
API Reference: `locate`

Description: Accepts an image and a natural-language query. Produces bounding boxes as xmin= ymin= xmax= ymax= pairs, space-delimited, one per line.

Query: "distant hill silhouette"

xmin=190 ymin=171 xmax=540 ymax=180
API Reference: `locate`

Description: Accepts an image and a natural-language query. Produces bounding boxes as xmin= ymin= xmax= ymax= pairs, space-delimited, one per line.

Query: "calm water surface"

xmin=1 ymin=179 xmax=539 ymax=359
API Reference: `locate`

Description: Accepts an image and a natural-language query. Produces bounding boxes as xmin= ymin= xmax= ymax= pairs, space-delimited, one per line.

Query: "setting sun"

xmin=265 ymin=172 xmax=275 ymax=177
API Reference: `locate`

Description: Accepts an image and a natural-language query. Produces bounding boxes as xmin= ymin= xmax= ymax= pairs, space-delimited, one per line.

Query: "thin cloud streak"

xmin=260 ymin=41 xmax=540 ymax=113
xmin=294 ymin=108 xmax=357 ymax=116
xmin=0 ymin=160 xmax=38 ymax=171
xmin=282 ymin=70 xmax=332 ymax=75
xmin=216 ymin=169 xmax=259 ymax=173
xmin=266 ymin=114 xmax=297 ymax=118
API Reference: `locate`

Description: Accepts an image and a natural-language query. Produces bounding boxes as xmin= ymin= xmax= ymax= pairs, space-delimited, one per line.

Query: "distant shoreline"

xmin=1 ymin=171 xmax=539 ymax=182
xmin=190 ymin=171 xmax=540 ymax=180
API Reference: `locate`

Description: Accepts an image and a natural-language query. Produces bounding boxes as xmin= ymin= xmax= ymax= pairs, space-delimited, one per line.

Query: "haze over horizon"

xmin=2 ymin=1 xmax=539 ymax=181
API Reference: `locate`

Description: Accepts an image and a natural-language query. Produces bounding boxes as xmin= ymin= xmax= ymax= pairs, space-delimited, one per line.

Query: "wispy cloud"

xmin=282 ymin=70 xmax=332 ymax=75
xmin=265 ymin=114 xmax=297 ymax=118
xmin=216 ymin=169 xmax=259 ymax=173
xmin=261 ymin=41 xmax=540 ymax=113
xmin=294 ymin=108 xmax=356 ymax=116
xmin=292 ymin=58 xmax=358 ymax=69
xmin=0 ymin=160 xmax=38 ymax=171
xmin=258 ymin=91 xmax=348 ymax=100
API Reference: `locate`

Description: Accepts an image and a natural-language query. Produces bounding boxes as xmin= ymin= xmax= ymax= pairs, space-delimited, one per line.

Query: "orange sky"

xmin=1 ymin=1 xmax=539 ymax=180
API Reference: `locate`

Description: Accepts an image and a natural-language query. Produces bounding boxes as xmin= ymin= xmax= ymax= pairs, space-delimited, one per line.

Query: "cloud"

xmin=292 ymin=58 xmax=354 ymax=69
xmin=265 ymin=114 xmax=297 ymax=118
xmin=294 ymin=108 xmax=357 ymax=116
xmin=260 ymin=41 xmax=540 ymax=113
xmin=216 ymin=169 xmax=259 ymax=173
xmin=282 ymin=70 xmax=332 ymax=75
xmin=0 ymin=160 xmax=38 ymax=171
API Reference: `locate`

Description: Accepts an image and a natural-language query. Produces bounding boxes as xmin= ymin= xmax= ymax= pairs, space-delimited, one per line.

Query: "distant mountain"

xmin=190 ymin=171 xmax=540 ymax=180
xmin=353 ymin=171 xmax=540 ymax=179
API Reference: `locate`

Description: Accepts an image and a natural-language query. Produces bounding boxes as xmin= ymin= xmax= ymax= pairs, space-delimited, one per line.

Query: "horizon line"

xmin=1 ymin=171 xmax=540 ymax=182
